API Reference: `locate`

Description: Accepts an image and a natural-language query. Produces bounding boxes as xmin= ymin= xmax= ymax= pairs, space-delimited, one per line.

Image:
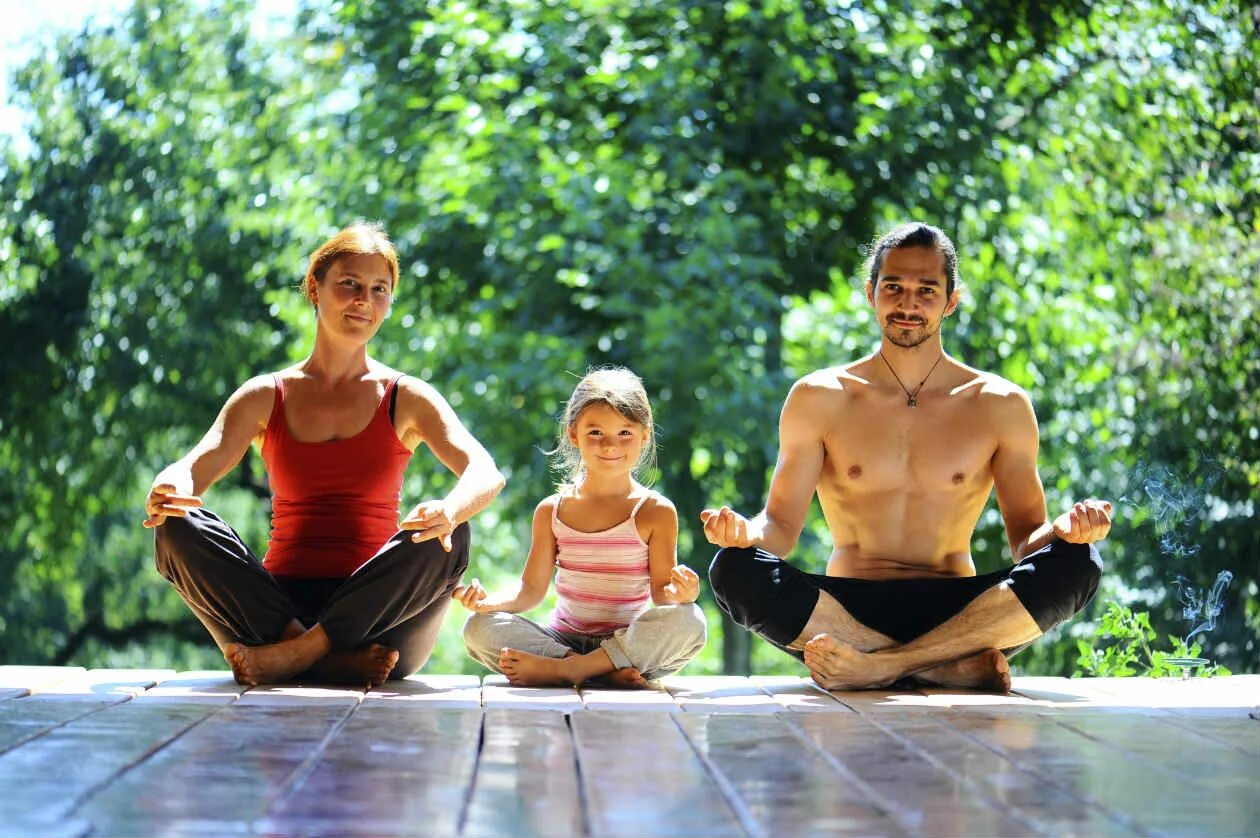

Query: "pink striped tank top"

xmin=550 ymin=493 xmax=652 ymax=635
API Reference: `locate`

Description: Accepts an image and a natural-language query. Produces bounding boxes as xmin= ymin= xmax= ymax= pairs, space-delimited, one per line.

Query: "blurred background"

xmin=1 ymin=0 xmax=1255 ymax=678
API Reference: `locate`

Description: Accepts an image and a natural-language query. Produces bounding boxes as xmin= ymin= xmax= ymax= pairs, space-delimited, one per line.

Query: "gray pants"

xmin=463 ymin=604 xmax=707 ymax=681
xmin=154 ymin=507 xmax=469 ymax=679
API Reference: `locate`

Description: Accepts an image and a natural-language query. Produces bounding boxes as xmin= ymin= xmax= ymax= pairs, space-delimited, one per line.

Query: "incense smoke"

xmin=1174 ymin=570 xmax=1235 ymax=645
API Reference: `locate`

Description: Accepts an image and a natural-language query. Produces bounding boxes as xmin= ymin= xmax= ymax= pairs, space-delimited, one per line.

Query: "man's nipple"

xmin=952 ymin=472 xmax=965 ymax=484
xmin=847 ymin=465 xmax=862 ymax=479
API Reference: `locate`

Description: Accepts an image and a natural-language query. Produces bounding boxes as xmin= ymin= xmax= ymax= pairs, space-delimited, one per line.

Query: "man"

xmin=701 ymin=222 xmax=1111 ymax=691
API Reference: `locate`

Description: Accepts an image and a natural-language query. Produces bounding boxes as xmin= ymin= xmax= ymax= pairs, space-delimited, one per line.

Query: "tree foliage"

xmin=1 ymin=0 xmax=1255 ymax=675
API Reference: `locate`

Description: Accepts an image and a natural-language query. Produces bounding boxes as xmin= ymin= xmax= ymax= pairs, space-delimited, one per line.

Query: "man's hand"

xmin=452 ymin=578 xmax=488 ymax=611
xmin=700 ymin=506 xmax=755 ymax=548
xmin=142 ymin=483 xmax=203 ymax=528
xmin=1053 ymin=499 xmax=1113 ymax=544
xmin=401 ymin=500 xmax=456 ymax=551
xmin=662 ymin=565 xmax=701 ymax=604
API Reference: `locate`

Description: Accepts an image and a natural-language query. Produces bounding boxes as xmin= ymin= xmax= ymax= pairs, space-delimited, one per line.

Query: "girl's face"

xmin=568 ymin=402 xmax=649 ymax=476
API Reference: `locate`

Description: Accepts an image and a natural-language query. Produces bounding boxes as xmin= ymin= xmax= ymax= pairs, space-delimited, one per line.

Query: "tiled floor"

xmin=0 ymin=665 xmax=1256 ymax=836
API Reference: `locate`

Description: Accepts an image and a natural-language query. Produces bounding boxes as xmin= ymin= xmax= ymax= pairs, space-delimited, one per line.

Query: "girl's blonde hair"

xmin=553 ymin=367 xmax=656 ymax=486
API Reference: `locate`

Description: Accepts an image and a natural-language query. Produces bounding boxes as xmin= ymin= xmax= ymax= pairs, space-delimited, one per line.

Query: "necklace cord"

xmin=879 ymin=352 xmax=944 ymax=407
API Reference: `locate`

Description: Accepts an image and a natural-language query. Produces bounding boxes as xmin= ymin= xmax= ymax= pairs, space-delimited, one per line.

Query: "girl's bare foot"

xmin=499 ymin=648 xmax=573 ymax=686
xmin=914 ymin=648 xmax=1011 ymax=693
xmin=593 ymin=667 xmax=650 ymax=689
xmin=313 ymin=644 xmax=400 ymax=687
xmin=804 ymin=633 xmax=896 ymax=690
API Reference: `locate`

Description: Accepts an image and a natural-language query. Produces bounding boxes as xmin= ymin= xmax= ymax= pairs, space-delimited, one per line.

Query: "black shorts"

xmin=708 ymin=539 xmax=1102 ymax=658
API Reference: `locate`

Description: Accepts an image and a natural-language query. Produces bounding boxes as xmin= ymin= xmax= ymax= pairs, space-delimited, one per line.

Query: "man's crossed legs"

xmin=708 ymin=541 xmax=1102 ymax=691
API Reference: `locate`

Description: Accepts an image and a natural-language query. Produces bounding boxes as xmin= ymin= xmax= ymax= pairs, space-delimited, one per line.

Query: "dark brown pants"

xmin=154 ymin=507 xmax=469 ymax=679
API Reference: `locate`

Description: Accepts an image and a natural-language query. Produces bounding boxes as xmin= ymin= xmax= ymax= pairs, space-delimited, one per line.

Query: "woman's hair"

xmin=303 ymin=221 xmax=399 ymax=300
xmin=553 ymin=366 xmax=657 ymax=487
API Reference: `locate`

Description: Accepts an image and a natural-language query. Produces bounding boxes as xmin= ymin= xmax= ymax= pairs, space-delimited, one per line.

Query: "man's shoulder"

xmin=956 ymin=367 xmax=1037 ymax=426
xmin=791 ymin=361 xmax=870 ymax=398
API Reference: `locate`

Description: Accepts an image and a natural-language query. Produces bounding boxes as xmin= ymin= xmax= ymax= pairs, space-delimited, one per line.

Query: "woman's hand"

xmin=401 ymin=499 xmax=456 ymax=551
xmin=142 ymin=483 xmax=203 ymax=528
xmin=662 ymin=564 xmax=701 ymax=604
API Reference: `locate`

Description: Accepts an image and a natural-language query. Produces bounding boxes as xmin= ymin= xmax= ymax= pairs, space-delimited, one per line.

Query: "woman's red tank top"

xmin=261 ymin=374 xmax=412 ymax=578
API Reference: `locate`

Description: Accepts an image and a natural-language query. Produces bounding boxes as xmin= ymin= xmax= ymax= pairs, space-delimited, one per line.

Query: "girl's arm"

xmin=142 ymin=376 xmax=275 ymax=527
xmin=394 ymin=376 xmax=506 ymax=549
xmin=453 ymin=497 xmax=558 ymax=613
xmin=642 ymin=494 xmax=700 ymax=605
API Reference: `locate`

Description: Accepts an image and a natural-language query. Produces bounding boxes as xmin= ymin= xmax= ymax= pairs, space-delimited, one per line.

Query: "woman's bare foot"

xmin=312 ymin=644 xmax=400 ymax=687
xmin=914 ymin=648 xmax=1011 ymax=693
xmin=804 ymin=633 xmax=897 ymax=690
xmin=223 ymin=625 xmax=332 ymax=686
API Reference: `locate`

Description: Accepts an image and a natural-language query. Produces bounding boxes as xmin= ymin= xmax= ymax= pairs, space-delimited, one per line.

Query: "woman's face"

xmin=309 ymin=253 xmax=394 ymax=341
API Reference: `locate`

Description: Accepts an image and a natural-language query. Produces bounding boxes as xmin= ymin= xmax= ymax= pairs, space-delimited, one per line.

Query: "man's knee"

xmin=1010 ymin=540 xmax=1104 ymax=631
xmin=707 ymin=546 xmax=763 ymax=606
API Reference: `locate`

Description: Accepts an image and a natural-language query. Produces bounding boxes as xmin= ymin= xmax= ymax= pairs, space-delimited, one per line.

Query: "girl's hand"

xmin=142 ymin=483 xmax=203 ymax=528
xmin=452 ymin=578 xmax=487 ymax=611
xmin=663 ymin=565 xmax=700 ymax=604
xmin=401 ymin=499 xmax=456 ymax=551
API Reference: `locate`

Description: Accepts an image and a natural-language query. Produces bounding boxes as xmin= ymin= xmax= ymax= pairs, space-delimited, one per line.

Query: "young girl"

xmin=454 ymin=367 xmax=706 ymax=687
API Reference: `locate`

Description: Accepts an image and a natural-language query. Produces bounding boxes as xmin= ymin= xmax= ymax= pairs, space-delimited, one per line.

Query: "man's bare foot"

xmin=591 ymin=667 xmax=650 ymax=689
xmin=499 ymin=648 xmax=574 ymax=686
xmin=312 ymin=644 xmax=400 ymax=687
xmin=914 ymin=648 xmax=1011 ymax=693
xmin=804 ymin=633 xmax=897 ymax=690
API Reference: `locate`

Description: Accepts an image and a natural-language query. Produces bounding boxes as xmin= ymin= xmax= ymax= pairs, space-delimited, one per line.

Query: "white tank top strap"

xmin=629 ymin=492 xmax=652 ymax=519
xmin=551 ymin=492 xmax=564 ymax=525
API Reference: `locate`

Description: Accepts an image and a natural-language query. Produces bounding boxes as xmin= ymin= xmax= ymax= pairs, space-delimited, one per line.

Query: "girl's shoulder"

xmin=633 ymin=488 xmax=677 ymax=525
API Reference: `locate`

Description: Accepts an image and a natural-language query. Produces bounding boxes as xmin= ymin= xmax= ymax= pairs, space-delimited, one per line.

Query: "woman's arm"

xmin=142 ymin=375 xmax=275 ymax=527
xmin=395 ymin=376 xmax=506 ymax=549
xmin=453 ymin=497 xmax=558 ymax=613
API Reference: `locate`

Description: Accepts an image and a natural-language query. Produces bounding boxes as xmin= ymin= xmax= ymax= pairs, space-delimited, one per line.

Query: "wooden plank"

xmin=132 ymin=670 xmax=245 ymax=704
xmin=480 ymin=674 xmax=583 ymax=712
xmin=821 ymin=687 xmax=935 ymax=716
xmin=30 ymin=668 xmax=176 ymax=700
xmin=0 ymin=697 xmax=119 ymax=755
xmin=363 ymin=674 xmax=481 ymax=707
xmin=1159 ymin=713 xmax=1260 ymax=756
xmin=662 ymin=676 xmax=782 ymax=714
xmin=863 ymin=711 xmax=1138 ymax=836
xmin=76 ymin=702 xmax=353 ymax=836
xmin=747 ymin=676 xmax=852 ymax=713
xmin=1052 ymin=710 xmax=1260 ymax=830
xmin=0 ymin=666 xmax=86 ymax=694
xmin=577 ymin=684 xmax=679 ymax=712
xmin=674 ymin=712 xmax=900 ymax=836
xmin=257 ymin=705 xmax=481 ymax=836
xmin=0 ymin=701 xmax=216 ymax=835
xmin=571 ymin=711 xmax=743 ymax=836
xmin=235 ymin=684 xmax=365 ymax=707
xmin=462 ymin=708 xmax=584 ymax=837
xmin=1086 ymin=675 xmax=1260 ymax=715
xmin=788 ymin=711 xmax=1037 ymax=836
xmin=948 ymin=709 xmax=1251 ymax=835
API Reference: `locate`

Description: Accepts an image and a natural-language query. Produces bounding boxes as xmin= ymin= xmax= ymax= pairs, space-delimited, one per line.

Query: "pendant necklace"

xmin=879 ymin=351 xmax=944 ymax=408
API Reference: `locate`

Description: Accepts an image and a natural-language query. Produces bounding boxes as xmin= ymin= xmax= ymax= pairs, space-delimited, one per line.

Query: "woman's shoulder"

xmin=227 ymin=373 xmax=280 ymax=410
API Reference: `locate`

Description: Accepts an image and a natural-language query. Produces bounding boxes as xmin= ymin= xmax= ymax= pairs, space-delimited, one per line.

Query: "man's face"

xmin=866 ymin=246 xmax=959 ymax=348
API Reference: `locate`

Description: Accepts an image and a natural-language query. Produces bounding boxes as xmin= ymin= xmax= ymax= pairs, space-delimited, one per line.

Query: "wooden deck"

xmin=0 ymin=666 xmax=1256 ymax=837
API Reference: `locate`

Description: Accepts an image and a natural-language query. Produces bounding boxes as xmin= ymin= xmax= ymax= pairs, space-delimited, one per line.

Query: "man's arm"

xmin=702 ymin=376 xmax=828 ymax=558
xmin=142 ymin=376 xmax=275 ymax=527
xmin=396 ymin=376 xmax=506 ymax=548
xmin=991 ymin=387 xmax=1112 ymax=561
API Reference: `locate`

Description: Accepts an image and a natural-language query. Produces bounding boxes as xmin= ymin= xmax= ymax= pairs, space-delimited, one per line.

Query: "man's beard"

xmin=883 ymin=318 xmax=937 ymax=348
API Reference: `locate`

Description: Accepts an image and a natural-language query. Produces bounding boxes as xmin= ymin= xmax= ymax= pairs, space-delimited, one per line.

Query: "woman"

xmin=144 ymin=222 xmax=505 ymax=686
